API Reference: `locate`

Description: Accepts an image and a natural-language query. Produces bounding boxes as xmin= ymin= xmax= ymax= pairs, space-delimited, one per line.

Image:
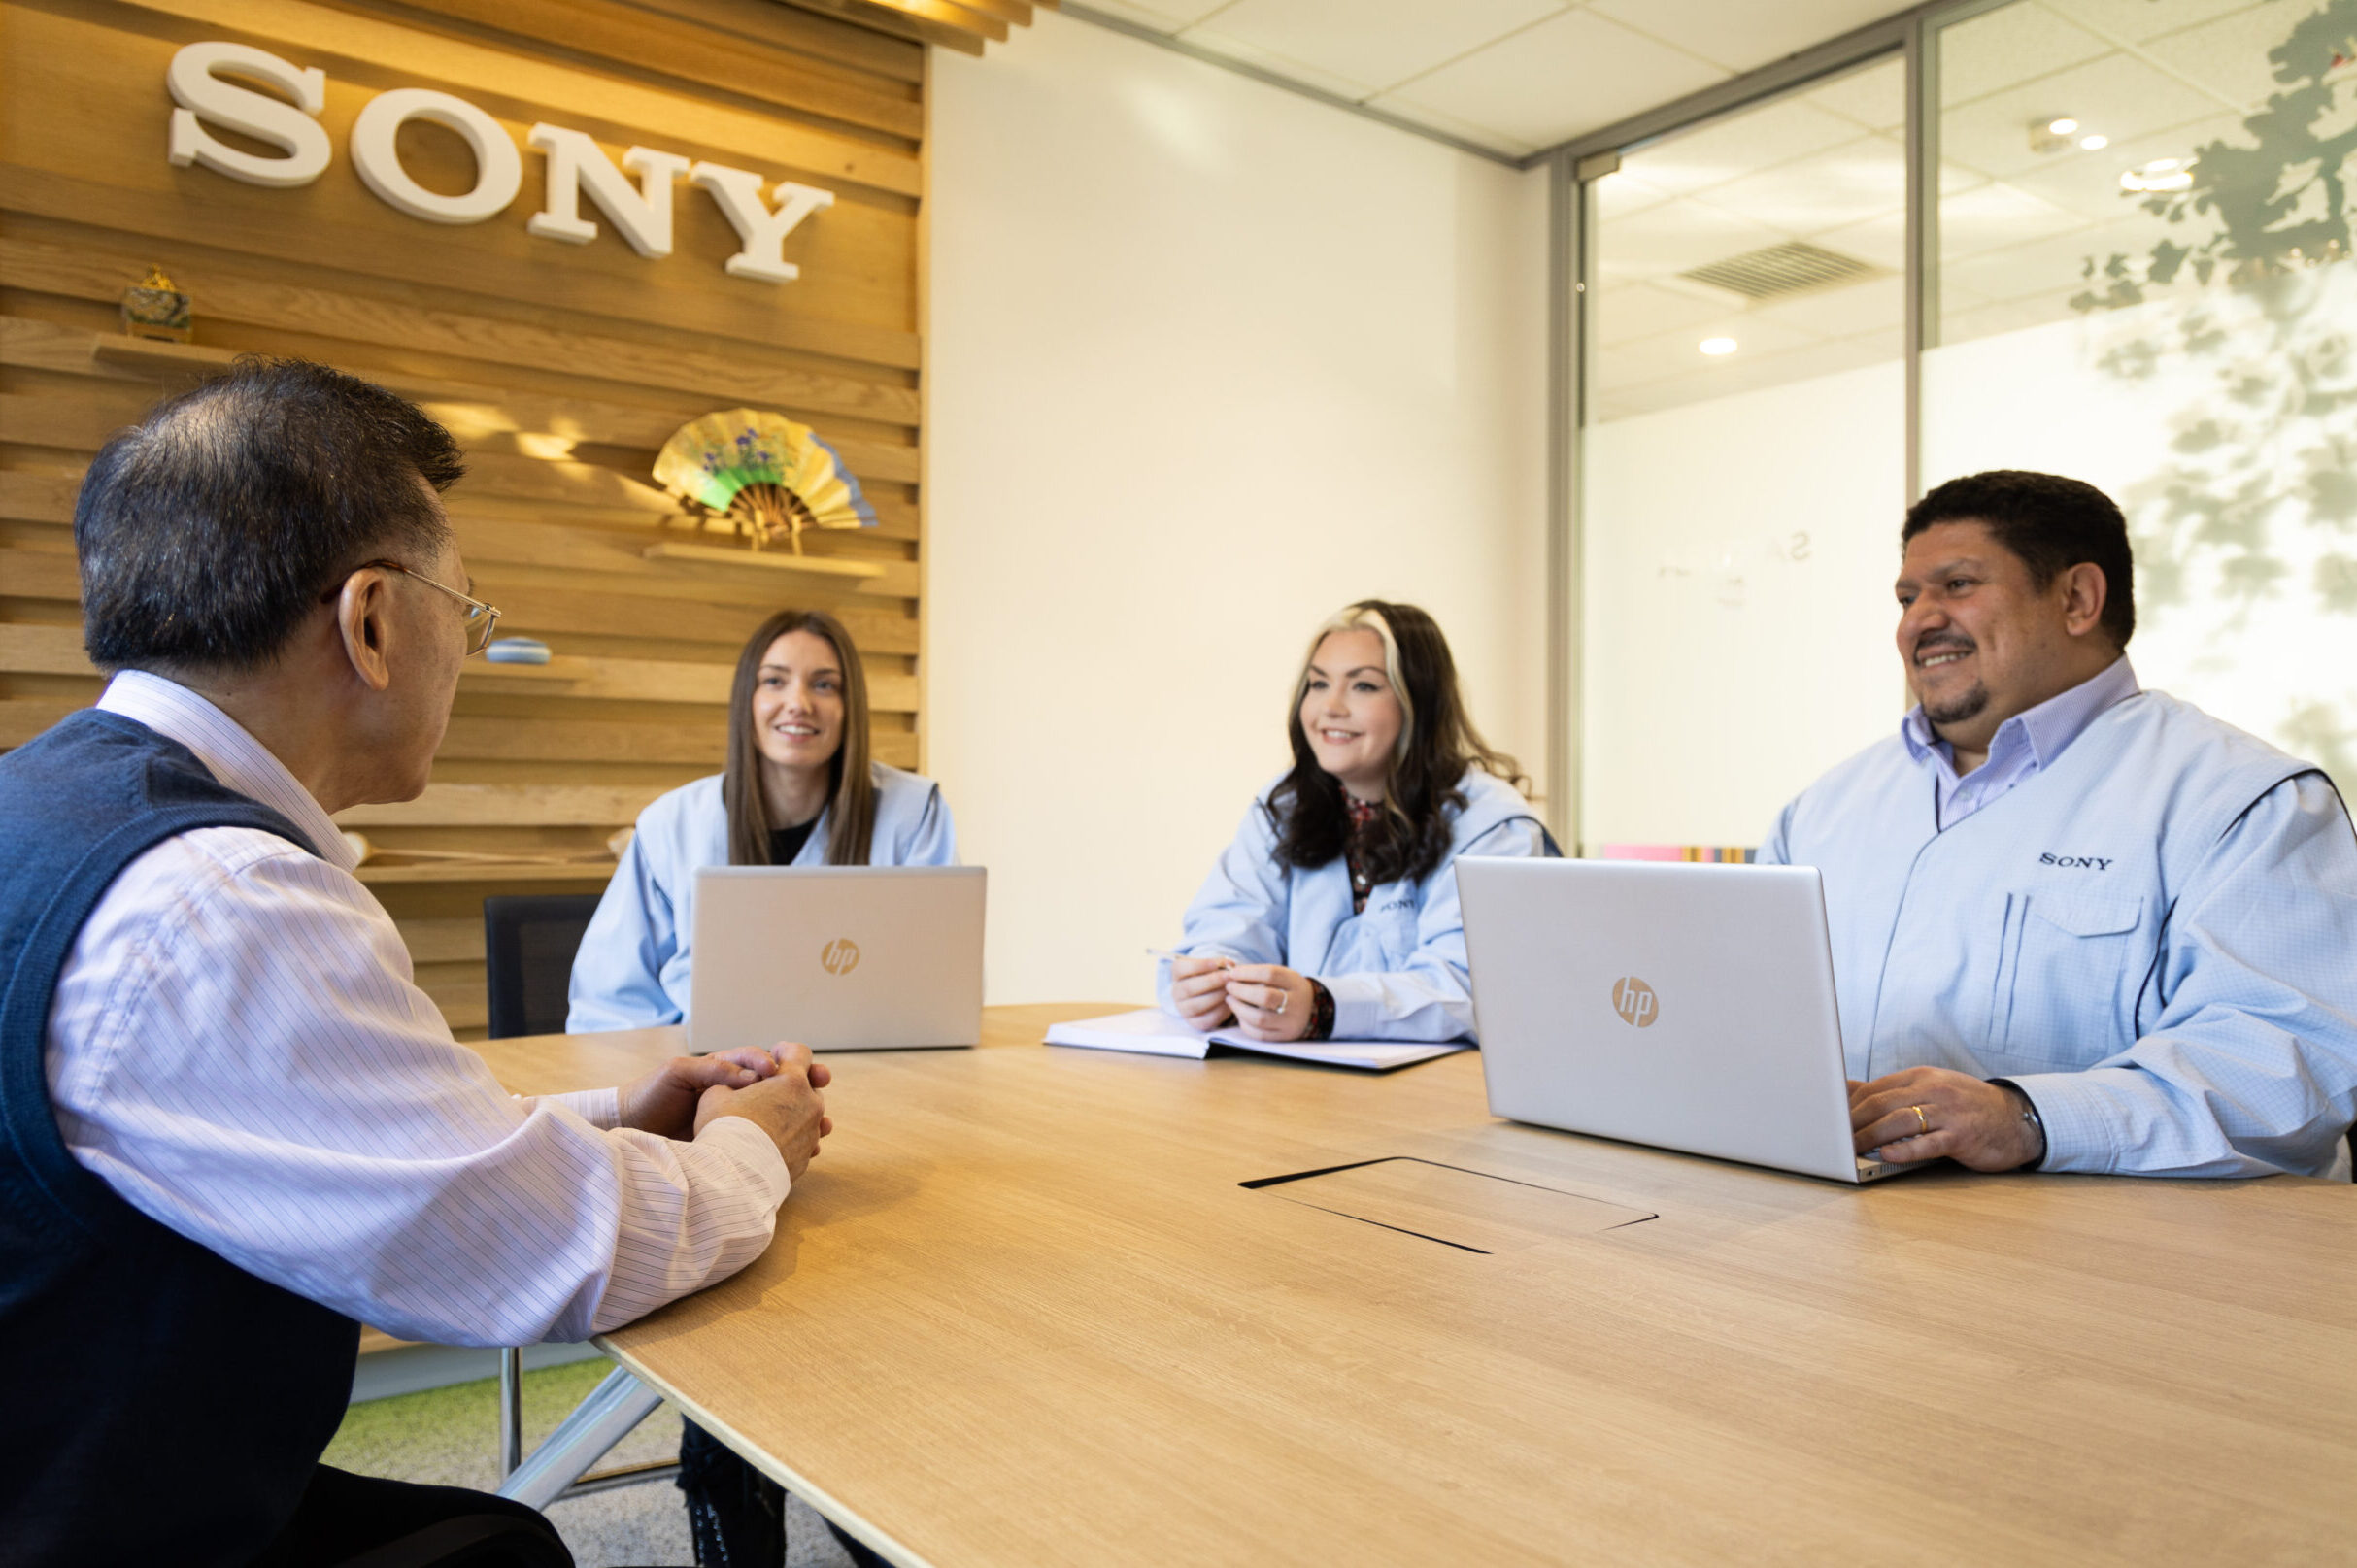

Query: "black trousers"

xmin=678 ymin=1420 xmax=888 ymax=1568
xmin=251 ymin=1463 xmax=571 ymax=1568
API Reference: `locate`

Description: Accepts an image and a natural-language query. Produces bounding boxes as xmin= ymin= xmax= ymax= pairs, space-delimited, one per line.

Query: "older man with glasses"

xmin=0 ymin=358 xmax=835 ymax=1567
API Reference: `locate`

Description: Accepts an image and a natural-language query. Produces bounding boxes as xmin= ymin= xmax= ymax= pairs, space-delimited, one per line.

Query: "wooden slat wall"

xmin=0 ymin=0 xmax=928 ymax=1037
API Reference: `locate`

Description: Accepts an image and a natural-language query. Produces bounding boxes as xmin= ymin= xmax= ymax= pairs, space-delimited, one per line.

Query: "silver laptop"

xmin=1459 ymin=857 xmax=1921 ymax=1184
xmin=689 ymin=867 xmax=985 ymax=1053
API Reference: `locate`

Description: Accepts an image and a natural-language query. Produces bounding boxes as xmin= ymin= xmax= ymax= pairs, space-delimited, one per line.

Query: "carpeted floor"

xmin=326 ymin=1358 xmax=854 ymax=1568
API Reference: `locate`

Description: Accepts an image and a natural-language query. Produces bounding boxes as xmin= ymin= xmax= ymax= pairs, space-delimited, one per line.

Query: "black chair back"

xmin=482 ymin=894 xmax=604 ymax=1040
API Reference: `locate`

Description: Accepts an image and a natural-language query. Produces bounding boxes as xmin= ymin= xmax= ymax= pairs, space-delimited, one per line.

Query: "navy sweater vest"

xmin=0 ymin=711 xmax=359 ymax=1565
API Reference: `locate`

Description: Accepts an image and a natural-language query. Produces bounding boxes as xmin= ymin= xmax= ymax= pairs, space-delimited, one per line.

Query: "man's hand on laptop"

xmin=693 ymin=1041 xmax=834 ymax=1183
xmin=1849 ymin=1067 xmax=2041 ymax=1171
xmin=617 ymin=1047 xmax=791 ymax=1140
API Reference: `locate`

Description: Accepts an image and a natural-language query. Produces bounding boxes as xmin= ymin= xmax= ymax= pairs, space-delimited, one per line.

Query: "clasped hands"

xmin=1168 ymin=954 xmax=1316 ymax=1043
xmin=618 ymin=1042 xmax=834 ymax=1182
xmin=1849 ymin=1065 xmax=2043 ymax=1172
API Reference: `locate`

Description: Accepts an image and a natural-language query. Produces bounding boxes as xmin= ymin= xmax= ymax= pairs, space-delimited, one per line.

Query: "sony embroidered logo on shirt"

xmin=2038 ymin=852 xmax=2113 ymax=870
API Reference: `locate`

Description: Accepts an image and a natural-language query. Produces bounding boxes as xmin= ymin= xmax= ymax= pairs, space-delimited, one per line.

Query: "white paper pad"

xmin=1043 ymin=1009 xmax=1469 ymax=1072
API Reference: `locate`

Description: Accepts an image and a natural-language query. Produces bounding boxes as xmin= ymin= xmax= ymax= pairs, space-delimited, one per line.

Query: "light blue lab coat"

xmin=566 ymin=764 xmax=957 ymax=1032
xmin=1157 ymin=769 xmax=1555 ymax=1042
xmin=1760 ymin=688 xmax=2357 ymax=1177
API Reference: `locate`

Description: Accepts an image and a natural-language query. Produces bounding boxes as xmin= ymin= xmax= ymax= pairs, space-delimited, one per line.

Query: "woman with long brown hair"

xmin=567 ymin=607 xmax=956 ymax=1032
xmin=567 ymin=608 xmax=948 ymax=1568
xmin=1160 ymin=600 xmax=1554 ymax=1044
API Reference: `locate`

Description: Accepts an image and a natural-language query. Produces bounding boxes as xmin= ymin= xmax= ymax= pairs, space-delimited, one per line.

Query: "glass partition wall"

xmin=1923 ymin=0 xmax=2357 ymax=790
xmin=1580 ymin=58 xmax=1907 ymax=851
xmin=1567 ymin=0 xmax=2357 ymax=852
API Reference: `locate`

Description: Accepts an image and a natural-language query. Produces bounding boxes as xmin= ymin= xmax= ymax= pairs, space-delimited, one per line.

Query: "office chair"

xmin=479 ymin=894 xmax=677 ymax=1498
xmin=482 ymin=894 xmax=604 ymax=1043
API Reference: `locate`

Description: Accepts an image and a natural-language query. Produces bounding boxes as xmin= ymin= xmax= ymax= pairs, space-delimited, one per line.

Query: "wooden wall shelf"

xmin=355 ymin=860 xmax=618 ymax=885
xmin=461 ymin=658 xmax=589 ymax=689
xmin=640 ymin=540 xmax=887 ymax=580
xmin=88 ymin=334 xmax=248 ymax=380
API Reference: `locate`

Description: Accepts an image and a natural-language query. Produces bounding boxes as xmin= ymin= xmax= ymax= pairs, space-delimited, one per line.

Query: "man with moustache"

xmin=1759 ymin=470 xmax=2357 ymax=1177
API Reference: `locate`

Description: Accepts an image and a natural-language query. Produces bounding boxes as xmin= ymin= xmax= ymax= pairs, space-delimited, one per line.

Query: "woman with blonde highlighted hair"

xmin=567 ymin=607 xmax=957 ymax=1033
xmin=1160 ymin=600 xmax=1555 ymax=1045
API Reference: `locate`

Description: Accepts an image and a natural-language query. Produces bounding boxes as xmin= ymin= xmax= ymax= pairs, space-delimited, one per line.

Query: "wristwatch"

xmin=1988 ymin=1078 xmax=2048 ymax=1171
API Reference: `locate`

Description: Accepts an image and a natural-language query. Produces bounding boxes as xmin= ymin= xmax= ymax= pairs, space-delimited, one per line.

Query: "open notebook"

xmin=1043 ymin=1009 xmax=1469 ymax=1072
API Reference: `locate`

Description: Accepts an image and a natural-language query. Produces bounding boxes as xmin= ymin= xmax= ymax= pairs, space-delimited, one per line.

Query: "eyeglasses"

xmin=348 ymin=559 xmax=503 ymax=656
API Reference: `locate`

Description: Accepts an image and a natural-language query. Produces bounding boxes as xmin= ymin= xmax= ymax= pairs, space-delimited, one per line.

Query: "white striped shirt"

xmin=42 ymin=671 xmax=790 ymax=1346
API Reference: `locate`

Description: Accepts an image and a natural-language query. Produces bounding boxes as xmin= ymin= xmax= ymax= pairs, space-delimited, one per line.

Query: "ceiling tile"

xmin=1370 ymin=96 xmax=1538 ymax=156
xmin=1682 ymin=134 xmax=1906 ymax=236
xmin=1189 ymin=0 xmax=1567 ymax=99
xmin=2039 ymin=0 xmax=2265 ymax=47
xmin=1374 ymin=7 xmax=1727 ymax=152
xmin=1810 ymin=208 xmax=1906 ymax=272
xmin=1748 ymin=273 xmax=1905 ymax=337
xmin=1600 ymin=312 xmax=1822 ymax=389
xmin=1936 ymin=2 xmax=2110 ymax=106
xmin=1593 ymin=194 xmax=1788 ymax=281
xmin=1588 ymin=0 xmax=1914 ymax=75
xmin=1621 ymin=98 xmax=1870 ymax=198
xmin=2137 ymin=5 xmax=2331 ymax=111
xmin=1802 ymin=54 xmax=1906 ymax=131
xmin=1938 ymin=52 xmax=2223 ymax=181
xmin=1181 ymin=27 xmax=1383 ymax=100
xmin=1593 ymin=168 xmax=1677 ymax=220
xmin=1593 ymin=280 xmax=1739 ymax=346
xmin=1937 ymin=179 xmax=2089 ymax=260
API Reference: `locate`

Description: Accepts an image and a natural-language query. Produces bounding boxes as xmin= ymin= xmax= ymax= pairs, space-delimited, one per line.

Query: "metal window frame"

xmin=1541 ymin=0 xmax=1999 ymax=852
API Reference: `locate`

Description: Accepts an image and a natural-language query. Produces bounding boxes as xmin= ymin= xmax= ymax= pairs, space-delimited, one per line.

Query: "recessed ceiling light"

xmin=1700 ymin=337 xmax=1738 ymax=356
xmin=2122 ymin=156 xmax=2196 ymax=193
xmin=2078 ymin=133 xmax=2109 ymax=150
xmin=2029 ymin=117 xmax=2090 ymax=153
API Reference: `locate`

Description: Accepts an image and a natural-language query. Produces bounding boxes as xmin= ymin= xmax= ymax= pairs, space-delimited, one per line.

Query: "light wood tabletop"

xmin=483 ymin=1005 xmax=2357 ymax=1568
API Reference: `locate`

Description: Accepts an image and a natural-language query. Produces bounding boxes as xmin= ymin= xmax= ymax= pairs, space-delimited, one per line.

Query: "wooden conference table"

xmin=485 ymin=1004 xmax=2357 ymax=1567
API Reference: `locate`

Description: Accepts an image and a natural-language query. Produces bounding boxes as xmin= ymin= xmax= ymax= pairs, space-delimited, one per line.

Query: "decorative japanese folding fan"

xmin=652 ymin=409 xmax=877 ymax=553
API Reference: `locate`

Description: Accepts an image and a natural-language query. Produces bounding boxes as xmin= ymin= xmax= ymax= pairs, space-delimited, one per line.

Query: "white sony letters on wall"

xmin=164 ymin=42 xmax=836 ymax=282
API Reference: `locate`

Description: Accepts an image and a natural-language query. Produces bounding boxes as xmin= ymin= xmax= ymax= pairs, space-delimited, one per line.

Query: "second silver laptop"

xmin=1459 ymin=857 xmax=1920 ymax=1184
xmin=690 ymin=866 xmax=985 ymax=1053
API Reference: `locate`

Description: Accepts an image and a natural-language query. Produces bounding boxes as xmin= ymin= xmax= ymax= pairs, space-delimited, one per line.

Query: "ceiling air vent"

xmin=1679 ymin=241 xmax=1881 ymax=301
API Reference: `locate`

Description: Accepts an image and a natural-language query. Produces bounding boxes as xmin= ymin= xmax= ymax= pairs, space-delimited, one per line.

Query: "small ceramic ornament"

xmin=121 ymin=266 xmax=193 ymax=343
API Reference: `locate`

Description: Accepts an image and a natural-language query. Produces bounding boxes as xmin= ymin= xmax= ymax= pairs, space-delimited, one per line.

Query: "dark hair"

xmin=1270 ymin=600 xmax=1527 ymax=886
xmin=1902 ymin=470 xmax=2135 ymax=647
xmin=724 ymin=609 xmax=875 ymax=868
xmin=75 ymin=356 xmax=464 ymax=672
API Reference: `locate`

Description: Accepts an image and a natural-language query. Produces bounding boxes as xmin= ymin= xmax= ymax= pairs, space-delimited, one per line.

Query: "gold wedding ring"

xmin=1910 ymin=1104 xmax=1930 ymax=1135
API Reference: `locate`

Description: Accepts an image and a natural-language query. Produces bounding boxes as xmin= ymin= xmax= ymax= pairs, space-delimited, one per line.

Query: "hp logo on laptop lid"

xmin=1611 ymin=976 xmax=1658 ymax=1028
xmin=821 ymin=937 xmax=861 ymax=976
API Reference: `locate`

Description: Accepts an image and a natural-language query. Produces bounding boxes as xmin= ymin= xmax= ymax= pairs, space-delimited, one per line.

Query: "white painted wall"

xmin=926 ymin=13 xmax=1549 ymax=1007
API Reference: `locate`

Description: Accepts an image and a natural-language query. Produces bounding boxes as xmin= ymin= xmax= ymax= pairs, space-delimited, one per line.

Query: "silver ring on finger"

xmin=1273 ymin=989 xmax=1287 ymax=1016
